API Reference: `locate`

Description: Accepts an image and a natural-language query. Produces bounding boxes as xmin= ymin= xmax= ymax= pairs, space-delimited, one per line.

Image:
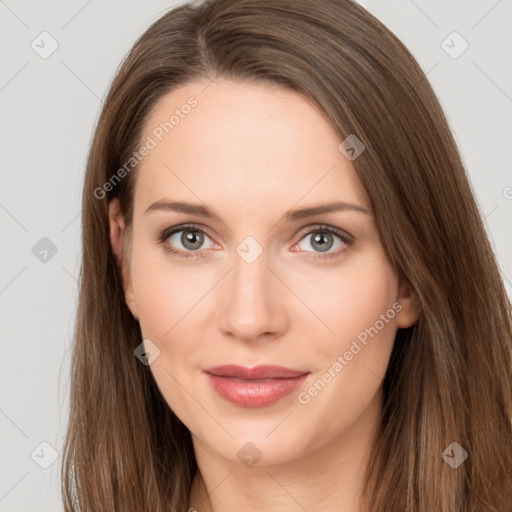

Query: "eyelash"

xmin=155 ymin=223 xmax=354 ymax=261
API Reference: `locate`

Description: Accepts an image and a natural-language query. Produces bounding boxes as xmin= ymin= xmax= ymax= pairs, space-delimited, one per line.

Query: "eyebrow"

xmin=145 ymin=200 xmax=370 ymax=222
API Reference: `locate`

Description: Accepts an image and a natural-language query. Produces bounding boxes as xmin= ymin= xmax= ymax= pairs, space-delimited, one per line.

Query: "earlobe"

xmin=108 ymin=199 xmax=139 ymax=320
xmin=395 ymin=278 xmax=422 ymax=328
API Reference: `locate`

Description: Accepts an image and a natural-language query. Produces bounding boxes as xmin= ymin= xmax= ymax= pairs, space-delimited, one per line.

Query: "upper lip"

xmin=203 ymin=364 xmax=309 ymax=380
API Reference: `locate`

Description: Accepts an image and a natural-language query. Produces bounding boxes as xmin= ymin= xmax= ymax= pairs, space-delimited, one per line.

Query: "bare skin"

xmin=109 ymin=79 xmax=422 ymax=512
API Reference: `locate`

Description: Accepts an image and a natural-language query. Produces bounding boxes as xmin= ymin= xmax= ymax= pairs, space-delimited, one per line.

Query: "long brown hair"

xmin=61 ymin=0 xmax=512 ymax=510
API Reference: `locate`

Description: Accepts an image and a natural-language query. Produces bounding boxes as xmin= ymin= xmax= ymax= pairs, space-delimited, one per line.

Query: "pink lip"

xmin=203 ymin=365 xmax=310 ymax=408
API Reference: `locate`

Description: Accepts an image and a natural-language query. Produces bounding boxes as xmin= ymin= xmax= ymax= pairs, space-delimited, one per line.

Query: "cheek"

xmin=300 ymin=248 xmax=400 ymax=346
xmin=130 ymin=243 xmax=206 ymax=340
xmin=294 ymin=248 xmax=400 ymax=413
xmin=288 ymin=254 xmax=399 ymax=448
xmin=129 ymin=245 xmax=204 ymax=412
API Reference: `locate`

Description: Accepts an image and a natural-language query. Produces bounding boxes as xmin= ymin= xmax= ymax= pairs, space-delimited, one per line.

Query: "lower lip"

xmin=204 ymin=372 xmax=309 ymax=408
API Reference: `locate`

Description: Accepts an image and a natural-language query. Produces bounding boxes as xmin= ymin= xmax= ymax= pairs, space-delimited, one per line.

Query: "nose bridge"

xmin=217 ymin=243 xmax=286 ymax=340
xmin=232 ymin=247 xmax=269 ymax=301
xmin=230 ymin=246 xmax=273 ymax=314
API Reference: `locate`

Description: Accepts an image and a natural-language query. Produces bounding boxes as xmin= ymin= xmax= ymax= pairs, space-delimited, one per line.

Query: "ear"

xmin=395 ymin=277 xmax=422 ymax=328
xmin=108 ymin=198 xmax=139 ymax=320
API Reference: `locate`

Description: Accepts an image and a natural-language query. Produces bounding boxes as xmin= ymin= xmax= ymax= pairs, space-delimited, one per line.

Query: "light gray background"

xmin=1 ymin=1 xmax=511 ymax=510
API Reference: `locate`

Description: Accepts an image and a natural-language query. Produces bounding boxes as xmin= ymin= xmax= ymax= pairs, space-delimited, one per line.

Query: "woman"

xmin=61 ymin=0 xmax=512 ymax=511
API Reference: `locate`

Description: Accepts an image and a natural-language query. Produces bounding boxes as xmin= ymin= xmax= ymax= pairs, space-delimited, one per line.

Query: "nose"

xmin=217 ymin=249 xmax=289 ymax=343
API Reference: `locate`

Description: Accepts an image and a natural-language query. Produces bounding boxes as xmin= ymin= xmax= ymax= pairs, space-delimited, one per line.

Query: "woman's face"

xmin=110 ymin=79 xmax=420 ymax=466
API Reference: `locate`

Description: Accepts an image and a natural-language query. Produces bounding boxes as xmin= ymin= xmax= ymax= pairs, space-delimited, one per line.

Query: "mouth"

xmin=203 ymin=364 xmax=310 ymax=407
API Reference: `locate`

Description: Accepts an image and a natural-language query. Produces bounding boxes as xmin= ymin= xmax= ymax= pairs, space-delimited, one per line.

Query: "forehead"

xmin=133 ymin=80 xmax=370 ymax=220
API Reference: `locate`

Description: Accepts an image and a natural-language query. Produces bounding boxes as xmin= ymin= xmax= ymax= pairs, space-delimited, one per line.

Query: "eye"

xmin=156 ymin=223 xmax=354 ymax=260
xmin=157 ymin=224 xmax=216 ymax=259
xmin=293 ymin=225 xmax=354 ymax=259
